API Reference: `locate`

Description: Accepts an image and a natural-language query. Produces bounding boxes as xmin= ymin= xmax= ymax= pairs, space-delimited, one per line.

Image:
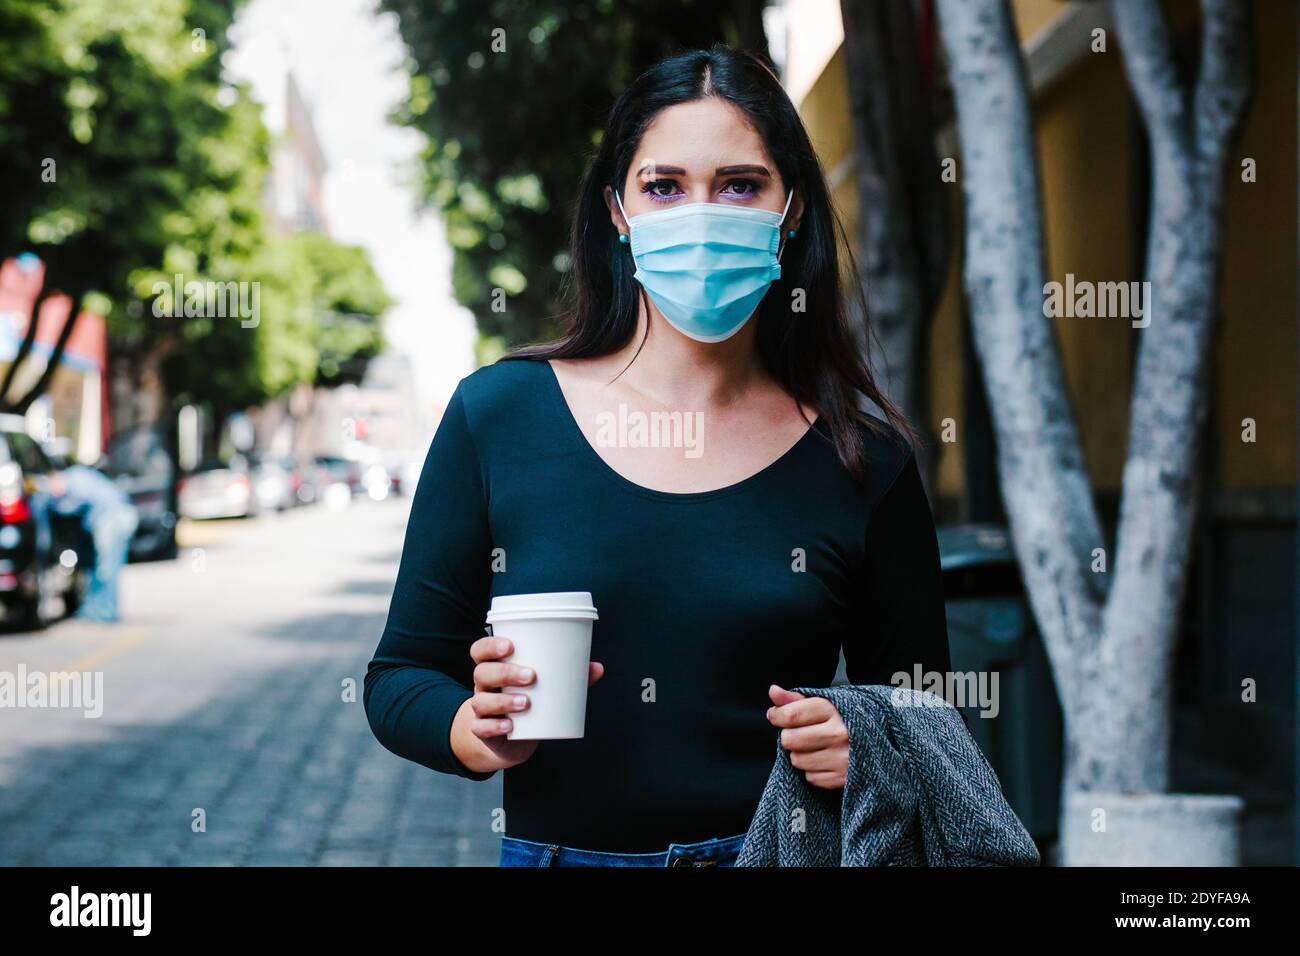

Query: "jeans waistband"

xmin=499 ymin=832 xmax=748 ymax=867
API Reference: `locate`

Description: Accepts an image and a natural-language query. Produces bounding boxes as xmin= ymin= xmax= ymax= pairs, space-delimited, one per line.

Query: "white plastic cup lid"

xmin=486 ymin=591 xmax=599 ymax=623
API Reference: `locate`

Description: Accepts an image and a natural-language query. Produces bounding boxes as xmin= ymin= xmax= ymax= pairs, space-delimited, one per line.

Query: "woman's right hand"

xmin=449 ymin=635 xmax=605 ymax=773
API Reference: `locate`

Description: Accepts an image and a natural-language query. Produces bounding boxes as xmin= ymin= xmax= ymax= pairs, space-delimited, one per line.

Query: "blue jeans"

xmin=499 ymin=833 xmax=748 ymax=867
xmin=79 ymin=505 xmax=138 ymax=623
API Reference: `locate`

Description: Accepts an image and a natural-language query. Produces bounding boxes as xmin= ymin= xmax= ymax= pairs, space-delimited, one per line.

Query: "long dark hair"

xmin=504 ymin=44 xmax=913 ymax=482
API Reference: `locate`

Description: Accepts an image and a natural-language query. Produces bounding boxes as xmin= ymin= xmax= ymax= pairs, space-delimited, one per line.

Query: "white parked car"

xmin=178 ymin=457 xmax=259 ymax=520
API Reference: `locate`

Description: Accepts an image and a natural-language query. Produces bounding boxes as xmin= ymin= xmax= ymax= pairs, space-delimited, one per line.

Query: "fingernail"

xmin=518 ymin=667 xmax=534 ymax=681
xmin=513 ymin=696 xmax=528 ymax=709
xmin=497 ymin=640 xmax=510 ymax=654
xmin=499 ymin=720 xmax=511 ymax=732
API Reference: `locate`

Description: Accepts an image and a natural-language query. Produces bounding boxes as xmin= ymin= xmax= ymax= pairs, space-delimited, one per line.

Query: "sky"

xmin=224 ymin=0 xmax=478 ymax=416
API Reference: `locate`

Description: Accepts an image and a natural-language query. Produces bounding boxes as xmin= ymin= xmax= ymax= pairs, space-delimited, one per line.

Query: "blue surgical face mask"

xmin=615 ymin=188 xmax=795 ymax=343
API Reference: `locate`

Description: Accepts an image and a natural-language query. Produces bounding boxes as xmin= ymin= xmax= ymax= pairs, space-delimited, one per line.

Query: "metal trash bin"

xmin=938 ymin=523 xmax=1063 ymax=846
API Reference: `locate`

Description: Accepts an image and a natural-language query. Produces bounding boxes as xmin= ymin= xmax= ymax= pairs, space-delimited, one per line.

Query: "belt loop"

xmin=541 ymin=845 xmax=560 ymax=867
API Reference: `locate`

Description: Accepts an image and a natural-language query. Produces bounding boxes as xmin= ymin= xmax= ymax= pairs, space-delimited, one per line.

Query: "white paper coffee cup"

xmin=485 ymin=591 xmax=598 ymax=740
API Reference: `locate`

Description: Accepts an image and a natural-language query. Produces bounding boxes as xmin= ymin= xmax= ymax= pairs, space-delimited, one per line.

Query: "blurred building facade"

xmin=265 ymin=72 xmax=330 ymax=236
xmin=297 ymin=353 xmax=424 ymax=460
xmin=242 ymin=69 xmax=354 ymax=466
xmin=0 ymin=255 xmax=108 ymax=463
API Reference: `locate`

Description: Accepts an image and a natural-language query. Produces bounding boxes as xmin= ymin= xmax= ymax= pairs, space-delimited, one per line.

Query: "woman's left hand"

xmin=765 ymin=685 xmax=849 ymax=789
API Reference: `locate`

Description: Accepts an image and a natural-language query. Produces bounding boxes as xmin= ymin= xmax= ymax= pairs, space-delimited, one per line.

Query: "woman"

xmin=364 ymin=45 xmax=952 ymax=868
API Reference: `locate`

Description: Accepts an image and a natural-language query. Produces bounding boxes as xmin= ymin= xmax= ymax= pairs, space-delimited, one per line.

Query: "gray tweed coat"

xmin=735 ymin=685 xmax=1040 ymax=867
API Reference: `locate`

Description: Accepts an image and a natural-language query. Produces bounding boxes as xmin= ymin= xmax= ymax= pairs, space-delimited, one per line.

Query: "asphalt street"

xmin=0 ymin=497 xmax=504 ymax=866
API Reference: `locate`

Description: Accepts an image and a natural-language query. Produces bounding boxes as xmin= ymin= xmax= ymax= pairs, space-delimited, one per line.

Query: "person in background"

xmin=48 ymin=452 xmax=139 ymax=623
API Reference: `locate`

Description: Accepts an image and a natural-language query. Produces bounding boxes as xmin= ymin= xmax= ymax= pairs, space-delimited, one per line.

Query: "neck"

xmin=608 ymin=301 xmax=766 ymax=409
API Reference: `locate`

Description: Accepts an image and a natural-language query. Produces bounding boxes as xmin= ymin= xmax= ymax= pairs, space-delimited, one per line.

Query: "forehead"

xmin=634 ymin=97 xmax=773 ymax=171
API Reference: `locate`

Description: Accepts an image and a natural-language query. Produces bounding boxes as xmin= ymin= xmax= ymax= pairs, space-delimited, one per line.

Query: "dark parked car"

xmin=0 ymin=415 xmax=90 ymax=628
xmin=312 ymin=455 xmax=362 ymax=496
xmin=103 ymin=425 xmax=179 ymax=562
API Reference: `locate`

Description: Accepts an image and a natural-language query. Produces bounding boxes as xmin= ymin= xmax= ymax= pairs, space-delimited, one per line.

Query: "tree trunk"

xmin=110 ymin=341 xmax=171 ymax=434
xmin=0 ymin=286 xmax=51 ymax=410
xmin=13 ymin=298 xmax=83 ymax=414
xmin=1093 ymin=0 xmax=1250 ymax=792
xmin=934 ymin=0 xmax=1249 ymax=806
xmin=131 ymin=347 xmax=169 ymax=428
xmin=840 ymin=0 xmax=948 ymax=491
xmin=934 ymin=0 xmax=1108 ymax=729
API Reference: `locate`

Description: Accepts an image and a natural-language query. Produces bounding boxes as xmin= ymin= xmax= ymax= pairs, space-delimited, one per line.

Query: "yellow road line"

xmin=176 ymin=518 xmax=247 ymax=550
xmin=59 ymin=627 xmax=153 ymax=673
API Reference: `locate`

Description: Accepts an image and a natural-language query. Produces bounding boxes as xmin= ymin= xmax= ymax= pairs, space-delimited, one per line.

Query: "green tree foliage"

xmin=381 ymin=0 xmax=769 ymax=345
xmin=0 ymin=0 xmax=390 ymax=416
xmin=288 ymin=233 xmax=390 ymax=385
xmin=254 ymin=233 xmax=390 ymax=398
xmin=0 ymin=0 xmax=256 ymax=346
xmin=161 ymin=230 xmax=390 ymax=414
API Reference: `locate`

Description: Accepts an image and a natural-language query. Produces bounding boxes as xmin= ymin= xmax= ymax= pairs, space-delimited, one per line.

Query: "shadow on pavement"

xmin=0 ymin=611 xmax=503 ymax=866
xmin=335 ymin=578 xmax=397 ymax=599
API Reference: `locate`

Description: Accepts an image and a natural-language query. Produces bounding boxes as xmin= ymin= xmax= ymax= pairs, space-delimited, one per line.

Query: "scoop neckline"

xmin=539 ymin=358 xmax=824 ymax=503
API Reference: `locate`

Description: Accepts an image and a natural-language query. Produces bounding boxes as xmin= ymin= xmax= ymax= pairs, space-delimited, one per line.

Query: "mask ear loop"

xmin=776 ymin=189 xmax=796 ymax=264
xmin=613 ymin=189 xmax=631 ymax=243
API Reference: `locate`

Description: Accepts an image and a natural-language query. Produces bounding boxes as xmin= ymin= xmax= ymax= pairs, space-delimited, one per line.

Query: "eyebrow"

xmin=637 ymin=163 xmax=686 ymax=178
xmin=715 ymin=164 xmax=771 ymax=177
xmin=635 ymin=163 xmax=773 ymax=178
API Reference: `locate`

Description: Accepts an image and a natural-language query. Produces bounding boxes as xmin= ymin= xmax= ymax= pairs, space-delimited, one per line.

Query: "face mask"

xmin=615 ymin=188 xmax=795 ymax=343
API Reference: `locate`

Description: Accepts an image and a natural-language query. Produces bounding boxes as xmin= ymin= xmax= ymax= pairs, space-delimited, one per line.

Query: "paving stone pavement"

xmin=0 ymin=498 xmax=504 ymax=866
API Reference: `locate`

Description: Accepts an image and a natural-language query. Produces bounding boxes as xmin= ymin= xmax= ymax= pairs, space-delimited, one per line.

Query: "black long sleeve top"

xmin=364 ymin=357 xmax=952 ymax=852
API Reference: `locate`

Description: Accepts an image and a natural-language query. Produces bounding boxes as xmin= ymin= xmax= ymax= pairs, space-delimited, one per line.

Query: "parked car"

xmin=103 ymin=425 xmax=179 ymax=562
xmin=249 ymin=454 xmax=294 ymax=513
xmin=0 ymin=416 xmax=89 ymax=628
xmin=178 ymin=456 xmax=259 ymax=520
xmin=361 ymin=460 xmax=391 ymax=500
xmin=280 ymin=455 xmax=319 ymax=506
xmin=312 ymin=455 xmax=362 ymax=496
xmin=382 ymin=451 xmax=423 ymax=497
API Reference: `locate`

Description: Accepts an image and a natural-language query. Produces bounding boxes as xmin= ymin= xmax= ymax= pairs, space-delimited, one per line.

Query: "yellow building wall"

xmin=1011 ymin=0 xmax=1068 ymax=40
xmin=1216 ymin=3 xmax=1297 ymax=488
xmin=799 ymin=46 xmax=857 ymax=236
xmin=793 ymin=0 xmax=1297 ymax=503
xmin=1034 ymin=30 xmax=1136 ymax=492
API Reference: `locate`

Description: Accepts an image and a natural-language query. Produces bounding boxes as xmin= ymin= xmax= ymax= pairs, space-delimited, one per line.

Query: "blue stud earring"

xmin=787 ymin=229 xmax=797 ymax=238
xmin=619 ymin=233 xmax=629 ymax=244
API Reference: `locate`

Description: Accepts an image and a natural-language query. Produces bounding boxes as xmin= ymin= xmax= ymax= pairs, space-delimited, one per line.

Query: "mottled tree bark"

xmin=934 ymin=0 xmax=1249 ymax=804
xmin=1098 ymin=0 xmax=1250 ymax=793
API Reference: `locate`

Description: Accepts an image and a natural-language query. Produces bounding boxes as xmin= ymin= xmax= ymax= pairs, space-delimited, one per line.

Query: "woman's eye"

xmin=642 ymin=179 xmax=682 ymax=201
xmin=720 ymin=179 xmax=760 ymax=198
